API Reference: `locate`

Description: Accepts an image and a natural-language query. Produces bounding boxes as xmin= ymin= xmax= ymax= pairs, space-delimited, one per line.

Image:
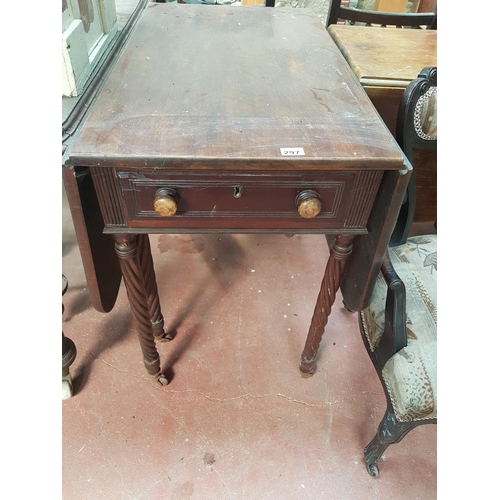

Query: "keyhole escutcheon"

xmin=233 ymin=185 xmax=242 ymax=198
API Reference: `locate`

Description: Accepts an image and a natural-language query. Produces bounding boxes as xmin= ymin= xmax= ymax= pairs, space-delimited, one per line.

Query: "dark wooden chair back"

xmin=390 ymin=67 xmax=437 ymax=246
xmin=326 ymin=0 xmax=436 ymax=29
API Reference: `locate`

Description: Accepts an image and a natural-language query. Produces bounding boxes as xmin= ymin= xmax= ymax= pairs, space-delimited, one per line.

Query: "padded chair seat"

xmin=360 ymin=234 xmax=437 ymax=422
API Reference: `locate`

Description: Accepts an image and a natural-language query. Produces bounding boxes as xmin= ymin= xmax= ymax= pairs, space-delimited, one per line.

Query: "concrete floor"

xmin=62 ymin=188 xmax=437 ymax=499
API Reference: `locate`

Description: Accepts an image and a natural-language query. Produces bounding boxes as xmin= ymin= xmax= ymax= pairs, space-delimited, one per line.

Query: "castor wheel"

xmin=158 ymin=330 xmax=175 ymax=343
xmin=62 ymin=373 xmax=73 ymax=400
xmin=299 ymin=357 xmax=316 ymax=378
xmin=342 ymin=300 xmax=354 ymax=313
xmin=366 ymin=463 xmax=379 ymax=477
xmin=157 ymin=374 xmax=169 ymax=386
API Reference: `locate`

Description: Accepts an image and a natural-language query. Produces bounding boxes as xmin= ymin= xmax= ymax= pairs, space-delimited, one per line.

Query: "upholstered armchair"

xmin=359 ymin=67 xmax=437 ymax=476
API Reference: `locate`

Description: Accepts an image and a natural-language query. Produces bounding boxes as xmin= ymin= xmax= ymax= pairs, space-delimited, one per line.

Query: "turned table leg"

xmin=137 ymin=234 xmax=174 ymax=343
xmin=300 ymin=234 xmax=355 ymax=376
xmin=114 ymin=234 xmax=169 ymax=385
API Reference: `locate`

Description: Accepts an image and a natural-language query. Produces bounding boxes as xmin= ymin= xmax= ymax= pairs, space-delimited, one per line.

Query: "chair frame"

xmin=359 ymin=253 xmax=436 ymax=477
xmin=360 ymin=67 xmax=437 ymax=476
xmin=390 ymin=67 xmax=437 ymax=246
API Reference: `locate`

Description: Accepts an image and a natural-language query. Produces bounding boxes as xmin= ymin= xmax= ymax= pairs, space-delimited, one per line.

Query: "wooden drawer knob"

xmin=153 ymin=188 xmax=178 ymax=217
xmin=296 ymin=190 xmax=321 ymax=218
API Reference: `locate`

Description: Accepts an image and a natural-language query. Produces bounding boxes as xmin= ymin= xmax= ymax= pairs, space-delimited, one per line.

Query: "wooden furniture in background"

xmin=326 ymin=0 xmax=436 ymax=28
xmin=417 ymin=0 xmax=436 ymax=13
xmin=64 ymin=4 xmax=410 ymax=385
xmin=373 ymin=0 xmax=407 ymax=12
xmin=328 ymin=25 xmax=436 ymax=136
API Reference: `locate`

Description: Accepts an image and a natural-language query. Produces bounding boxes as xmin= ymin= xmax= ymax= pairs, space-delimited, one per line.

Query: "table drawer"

xmin=93 ymin=169 xmax=383 ymax=233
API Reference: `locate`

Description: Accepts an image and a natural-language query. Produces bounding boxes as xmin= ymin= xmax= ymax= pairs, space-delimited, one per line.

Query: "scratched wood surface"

xmin=67 ymin=3 xmax=403 ymax=170
xmin=328 ymin=25 xmax=437 ymax=90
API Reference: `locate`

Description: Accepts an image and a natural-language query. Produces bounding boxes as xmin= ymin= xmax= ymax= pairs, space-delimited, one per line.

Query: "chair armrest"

xmin=375 ymin=252 xmax=408 ymax=368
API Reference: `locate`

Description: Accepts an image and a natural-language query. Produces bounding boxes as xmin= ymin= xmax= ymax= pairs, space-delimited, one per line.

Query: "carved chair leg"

xmin=114 ymin=234 xmax=168 ymax=385
xmin=62 ymin=332 xmax=77 ymax=399
xmin=363 ymin=408 xmax=413 ymax=477
xmin=300 ymin=235 xmax=355 ymax=376
xmin=137 ymin=234 xmax=174 ymax=342
xmin=62 ymin=275 xmax=76 ymax=399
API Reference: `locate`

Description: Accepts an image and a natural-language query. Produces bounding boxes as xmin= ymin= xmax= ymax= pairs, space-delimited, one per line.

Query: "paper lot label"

xmin=280 ymin=148 xmax=305 ymax=156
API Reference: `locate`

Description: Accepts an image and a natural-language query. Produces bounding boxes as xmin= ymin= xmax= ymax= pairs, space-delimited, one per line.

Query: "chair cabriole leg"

xmin=363 ymin=408 xmax=413 ymax=476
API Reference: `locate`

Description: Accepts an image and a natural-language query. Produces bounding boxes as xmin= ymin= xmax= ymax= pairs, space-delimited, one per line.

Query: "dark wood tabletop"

xmin=68 ymin=4 xmax=403 ymax=171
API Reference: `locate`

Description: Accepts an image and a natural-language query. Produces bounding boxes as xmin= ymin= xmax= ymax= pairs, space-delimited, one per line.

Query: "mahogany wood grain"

xmin=340 ymin=165 xmax=411 ymax=312
xmin=300 ymin=234 xmax=356 ymax=375
xmin=114 ymin=233 xmax=169 ymax=385
xmin=67 ymin=5 xmax=403 ymax=171
xmin=62 ymin=165 xmax=122 ymax=313
xmin=110 ymin=169 xmax=383 ymax=233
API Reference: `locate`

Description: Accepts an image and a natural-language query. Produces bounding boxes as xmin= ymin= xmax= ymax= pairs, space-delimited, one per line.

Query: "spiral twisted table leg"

xmin=137 ymin=234 xmax=173 ymax=342
xmin=300 ymin=234 xmax=355 ymax=376
xmin=114 ymin=234 xmax=168 ymax=385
